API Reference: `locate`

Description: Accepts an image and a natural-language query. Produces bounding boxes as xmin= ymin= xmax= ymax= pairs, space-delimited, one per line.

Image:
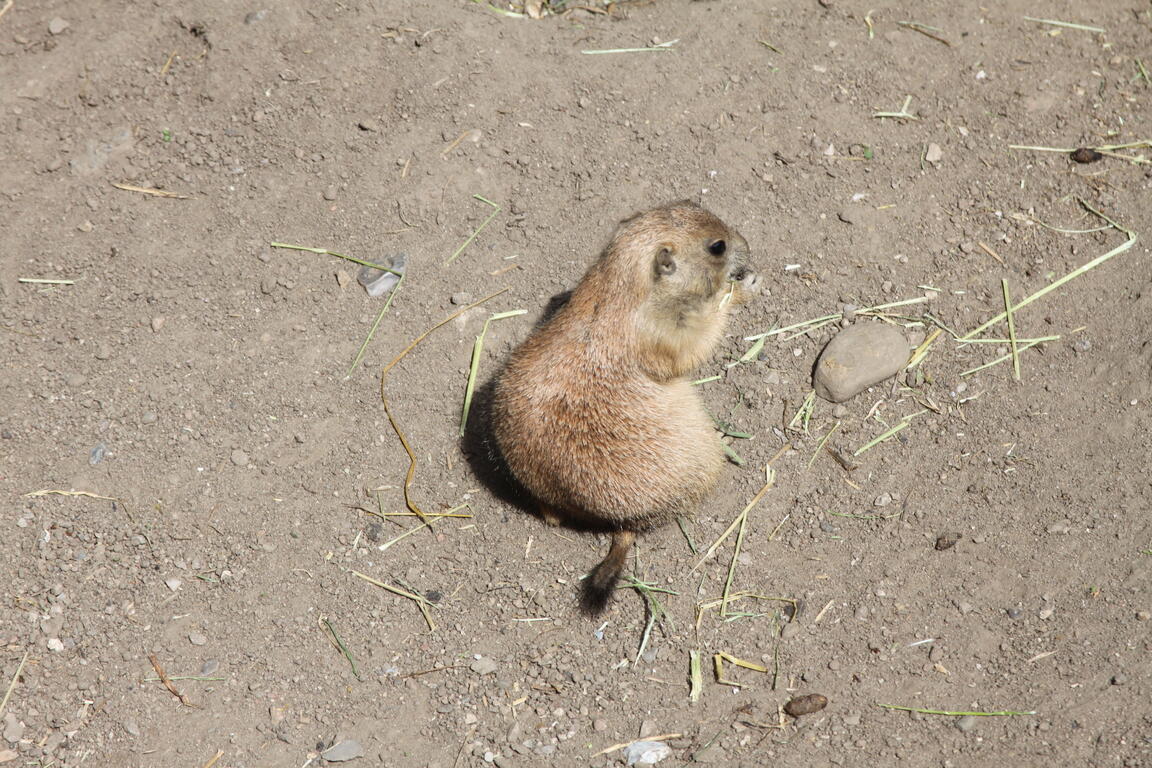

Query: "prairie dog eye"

xmin=708 ymin=240 xmax=727 ymax=257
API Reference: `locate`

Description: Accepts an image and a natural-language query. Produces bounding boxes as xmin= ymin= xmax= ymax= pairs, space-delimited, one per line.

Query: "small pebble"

xmin=165 ymin=578 xmax=183 ymax=592
xmin=831 ymin=404 xmax=848 ymax=418
xmin=358 ymin=118 xmax=380 ymax=132
xmin=65 ymin=372 xmax=86 ymax=388
xmin=935 ymin=532 xmax=961 ymax=551
xmin=321 ymin=740 xmax=364 ymax=762
xmin=188 ymin=632 xmax=207 ymax=646
xmin=784 ymin=694 xmax=829 ymax=717
xmin=323 ymin=186 xmax=338 ymax=201
xmin=3 ymin=713 xmax=25 ymax=743
xmin=1038 ymin=607 xmax=1054 ymax=620
xmin=450 ymin=292 xmax=473 ymax=305
xmin=201 ymin=659 xmax=220 ymax=675
xmin=1136 ymin=610 xmax=1150 ymax=621
xmin=122 ymin=719 xmax=141 ymax=737
xmin=48 ymin=17 xmax=70 ymax=34
xmin=89 ymin=443 xmax=107 ymax=465
xmin=924 ymin=143 xmax=943 ymax=164
xmin=1046 ymin=520 xmax=1071 ymax=534
xmin=955 ymin=715 xmax=977 ymax=733
xmin=874 ymin=493 xmax=892 ymax=507
xmin=469 ymin=656 xmax=499 ymax=675
xmin=593 ymin=718 xmax=608 ymax=732
xmin=47 ymin=638 xmax=65 ymax=652
xmin=244 ymin=10 xmax=269 ymax=23
xmin=621 ymin=741 xmax=670 ymax=766
xmin=141 ymin=411 xmax=158 ymax=425
xmin=358 ymin=253 xmax=407 ymax=298
xmin=1110 ymin=674 xmax=1127 ymax=686
xmin=230 ymin=449 xmax=249 ymax=467
xmin=1071 ymin=147 xmax=1102 ymax=164
xmin=150 ymin=316 xmax=166 ymax=333
xmin=1006 ymin=607 xmax=1023 ymax=619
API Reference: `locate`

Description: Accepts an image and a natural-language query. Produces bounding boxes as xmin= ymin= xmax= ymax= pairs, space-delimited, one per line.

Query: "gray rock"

xmin=201 ymin=659 xmax=220 ymax=675
xmin=230 ymin=449 xmax=249 ymax=466
xmin=813 ymin=323 xmax=910 ymax=403
xmin=48 ymin=17 xmax=70 ymax=35
xmin=188 ymin=632 xmax=207 ymax=646
xmin=89 ymin=443 xmax=106 ymax=465
xmin=321 ymin=739 xmax=364 ymax=762
xmin=955 ymin=715 xmax=977 ymax=732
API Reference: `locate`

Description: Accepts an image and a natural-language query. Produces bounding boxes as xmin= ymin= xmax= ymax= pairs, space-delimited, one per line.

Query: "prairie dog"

xmin=491 ymin=201 xmax=755 ymax=613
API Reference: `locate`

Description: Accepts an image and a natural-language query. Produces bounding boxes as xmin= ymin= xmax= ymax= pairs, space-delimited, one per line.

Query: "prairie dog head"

xmin=601 ymin=201 xmax=755 ymax=379
xmin=604 ymin=201 xmax=751 ymax=305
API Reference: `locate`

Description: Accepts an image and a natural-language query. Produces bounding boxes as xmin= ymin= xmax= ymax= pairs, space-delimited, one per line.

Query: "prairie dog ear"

xmin=654 ymin=245 xmax=677 ymax=276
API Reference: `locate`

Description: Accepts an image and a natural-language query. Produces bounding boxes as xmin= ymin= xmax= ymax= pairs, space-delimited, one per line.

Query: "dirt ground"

xmin=2 ymin=0 xmax=1151 ymax=766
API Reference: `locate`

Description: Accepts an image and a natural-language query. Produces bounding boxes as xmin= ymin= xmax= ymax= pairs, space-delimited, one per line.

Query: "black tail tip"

xmin=579 ymin=579 xmax=613 ymax=616
xmin=579 ymin=561 xmax=620 ymax=616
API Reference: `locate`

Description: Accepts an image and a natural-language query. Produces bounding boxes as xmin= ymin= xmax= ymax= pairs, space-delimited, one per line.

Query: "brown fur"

xmin=490 ymin=201 xmax=755 ymax=614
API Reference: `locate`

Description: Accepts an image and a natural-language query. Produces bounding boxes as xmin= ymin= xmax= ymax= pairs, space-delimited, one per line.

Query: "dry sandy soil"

xmin=2 ymin=0 xmax=1151 ymax=766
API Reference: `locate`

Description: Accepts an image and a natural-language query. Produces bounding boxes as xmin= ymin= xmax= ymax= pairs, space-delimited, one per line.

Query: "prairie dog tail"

xmin=580 ymin=530 xmax=636 ymax=615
